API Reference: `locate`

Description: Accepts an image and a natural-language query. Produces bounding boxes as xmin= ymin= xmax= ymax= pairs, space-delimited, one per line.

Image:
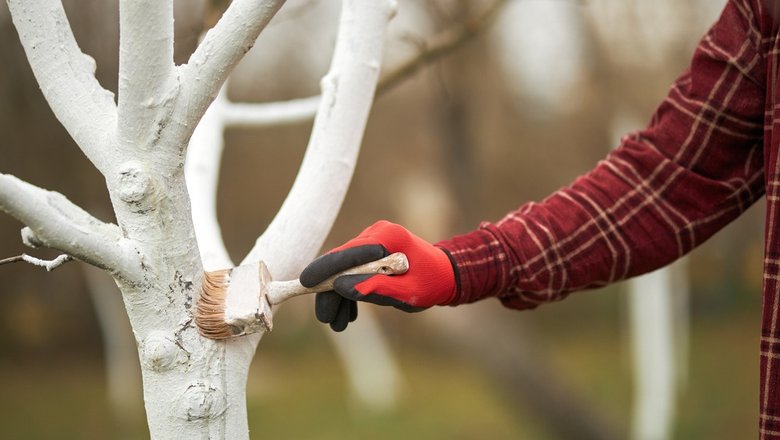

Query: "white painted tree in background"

xmin=0 ymin=0 xmax=397 ymax=438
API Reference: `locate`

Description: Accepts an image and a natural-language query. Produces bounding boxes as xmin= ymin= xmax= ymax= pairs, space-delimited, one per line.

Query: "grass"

xmin=0 ymin=291 xmax=762 ymax=439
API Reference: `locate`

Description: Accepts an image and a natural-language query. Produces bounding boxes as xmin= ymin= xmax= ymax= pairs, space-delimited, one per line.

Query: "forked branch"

xmin=243 ymin=0 xmax=398 ymax=279
xmin=0 ymin=174 xmax=143 ymax=283
xmin=117 ymin=0 xmax=177 ymax=151
xmin=204 ymin=0 xmax=508 ymax=128
xmin=175 ymin=0 xmax=287 ymax=133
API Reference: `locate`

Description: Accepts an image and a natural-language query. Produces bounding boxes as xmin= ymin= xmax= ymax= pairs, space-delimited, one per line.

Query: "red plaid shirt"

xmin=436 ymin=0 xmax=780 ymax=436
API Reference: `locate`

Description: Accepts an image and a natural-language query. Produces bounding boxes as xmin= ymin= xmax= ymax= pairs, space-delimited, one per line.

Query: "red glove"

xmin=300 ymin=221 xmax=458 ymax=331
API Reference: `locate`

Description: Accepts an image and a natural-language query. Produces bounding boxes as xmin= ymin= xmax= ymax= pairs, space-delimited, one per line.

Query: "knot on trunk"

xmin=177 ymin=382 xmax=228 ymax=421
xmin=117 ymin=161 xmax=159 ymax=213
xmin=141 ymin=331 xmax=187 ymax=372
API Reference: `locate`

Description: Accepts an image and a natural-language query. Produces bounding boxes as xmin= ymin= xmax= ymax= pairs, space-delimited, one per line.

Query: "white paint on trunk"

xmin=186 ymin=0 xmax=403 ymax=414
xmin=245 ymin=0 xmax=399 ymax=278
xmin=3 ymin=0 xmax=397 ymax=438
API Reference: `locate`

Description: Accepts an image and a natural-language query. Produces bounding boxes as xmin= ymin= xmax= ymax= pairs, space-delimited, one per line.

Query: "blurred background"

xmin=0 ymin=0 xmax=765 ymax=438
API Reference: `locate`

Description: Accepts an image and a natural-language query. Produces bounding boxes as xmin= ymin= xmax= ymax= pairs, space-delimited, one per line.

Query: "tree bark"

xmin=2 ymin=0 xmax=396 ymax=438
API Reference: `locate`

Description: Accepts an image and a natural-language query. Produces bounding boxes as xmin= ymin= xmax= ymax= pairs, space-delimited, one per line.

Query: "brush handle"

xmin=266 ymin=252 xmax=409 ymax=305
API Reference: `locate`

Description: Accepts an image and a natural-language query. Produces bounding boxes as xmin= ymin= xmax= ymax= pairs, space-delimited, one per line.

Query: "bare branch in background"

xmin=203 ymin=0 xmax=508 ymax=129
xmin=377 ymin=0 xmax=508 ymax=95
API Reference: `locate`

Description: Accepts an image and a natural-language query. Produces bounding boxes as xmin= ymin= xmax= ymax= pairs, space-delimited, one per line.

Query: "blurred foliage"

xmin=0 ymin=294 xmax=760 ymax=439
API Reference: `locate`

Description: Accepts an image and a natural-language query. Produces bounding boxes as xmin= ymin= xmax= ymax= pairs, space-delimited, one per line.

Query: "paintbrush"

xmin=195 ymin=252 xmax=409 ymax=339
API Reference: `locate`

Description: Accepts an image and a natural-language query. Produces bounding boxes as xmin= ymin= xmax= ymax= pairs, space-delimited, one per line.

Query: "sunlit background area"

xmin=0 ymin=0 xmax=764 ymax=439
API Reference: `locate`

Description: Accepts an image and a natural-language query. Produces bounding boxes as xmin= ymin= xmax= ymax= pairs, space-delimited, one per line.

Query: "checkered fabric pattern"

xmin=436 ymin=0 xmax=780 ymax=436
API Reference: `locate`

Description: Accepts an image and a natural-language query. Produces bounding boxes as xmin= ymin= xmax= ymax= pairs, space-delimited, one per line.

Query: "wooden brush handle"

xmin=266 ymin=252 xmax=409 ymax=306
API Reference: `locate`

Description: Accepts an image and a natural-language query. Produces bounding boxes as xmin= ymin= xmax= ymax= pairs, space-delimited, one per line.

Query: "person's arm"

xmin=301 ymin=0 xmax=769 ymax=330
xmin=439 ymin=0 xmax=767 ymax=309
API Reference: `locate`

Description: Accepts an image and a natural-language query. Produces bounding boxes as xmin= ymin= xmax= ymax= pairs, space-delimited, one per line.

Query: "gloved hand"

xmin=300 ymin=221 xmax=458 ymax=331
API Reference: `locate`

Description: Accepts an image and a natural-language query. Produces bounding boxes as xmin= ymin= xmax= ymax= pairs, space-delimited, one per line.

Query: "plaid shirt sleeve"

xmin=436 ymin=0 xmax=766 ymax=310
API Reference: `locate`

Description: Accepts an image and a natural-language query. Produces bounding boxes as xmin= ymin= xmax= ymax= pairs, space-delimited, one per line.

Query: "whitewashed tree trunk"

xmin=0 ymin=0 xmax=397 ymax=438
xmin=610 ymin=113 xmax=686 ymax=440
xmin=627 ymin=268 xmax=678 ymax=440
xmin=187 ymin=82 xmax=402 ymax=411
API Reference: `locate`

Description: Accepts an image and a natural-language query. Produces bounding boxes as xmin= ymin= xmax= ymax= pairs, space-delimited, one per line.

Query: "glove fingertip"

xmin=330 ymin=320 xmax=348 ymax=332
xmin=349 ymin=300 xmax=358 ymax=322
xmin=329 ymin=302 xmax=351 ymax=332
xmin=300 ymin=255 xmax=332 ymax=288
xmin=315 ymin=291 xmax=341 ymax=323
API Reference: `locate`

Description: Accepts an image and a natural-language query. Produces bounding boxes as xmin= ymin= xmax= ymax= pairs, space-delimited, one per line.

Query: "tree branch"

xmin=243 ymin=0 xmax=397 ymax=279
xmin=187 ymin=87 xmax=319 ymax=270
xmin=0 ymin=173 xmax=144 ymax=283
xmin=208 ymin=0 xmax=507 ymax=129
xmin=184 ymin=0 xmax=506 ymax=277
xmin=376 ymin=0 xmax=509 ymax=96
xmin=174 ymin=0 xmax=287 ymax=141
xmin=186 ymin=88 xmax=233 ymax=271
xmin=223 ymin=95 xmax=321 ymax=128
xmin=6 ymin=0 xmax=117 ymax=173
xmin=0 ymin=253 xmax=73 ymax=271
xmin=118 ymin=0 xmax=177 ymax=152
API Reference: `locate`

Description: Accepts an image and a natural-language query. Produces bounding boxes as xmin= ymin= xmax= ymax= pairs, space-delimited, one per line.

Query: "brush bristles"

xmin=195 ymin=269 xmax=238 ymax=340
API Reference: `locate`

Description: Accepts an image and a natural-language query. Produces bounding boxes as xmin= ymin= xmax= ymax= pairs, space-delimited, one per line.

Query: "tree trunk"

xmin=2 ymin=0 xmax=396 ymax=438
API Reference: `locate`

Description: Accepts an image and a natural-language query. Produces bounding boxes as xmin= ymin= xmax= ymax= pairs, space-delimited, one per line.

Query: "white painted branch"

xmin=9 ymin=0 xmax=401 ymax=437
xmin=213 ymin=6 xmax=510 ymax=132
xmin=175 ymin=0 xmax=287 ymax=131
xmin=0 ymin=173 xmax=142 ymax=283
xmin=189 ymin=81 xmax=401 ymax=417
xmin=223 ymin=95 xmax=321 ymax=128
xmin=186 ymin=87 xmax=233 ymax=271
xmin=186 ymin=89 xmax=318 ymax=271
xmin=6 ymin=0 xmax=117 ymax=173
xmin=0 ymin=253 xmax=73 ymax=271
xmin=118 ymin=0 xmax=177 ymax=151
xmin=21 ymin=253 xmax=73 ymax=271
xmin=244 ymin=0 xmax=398 ymax=278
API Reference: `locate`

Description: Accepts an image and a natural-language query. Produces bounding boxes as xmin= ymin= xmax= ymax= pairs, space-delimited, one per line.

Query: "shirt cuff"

xmin=435 ymin=224 xmax=507 ymax=306
xmin=436 ymin=222 xmax=543 ymax=310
